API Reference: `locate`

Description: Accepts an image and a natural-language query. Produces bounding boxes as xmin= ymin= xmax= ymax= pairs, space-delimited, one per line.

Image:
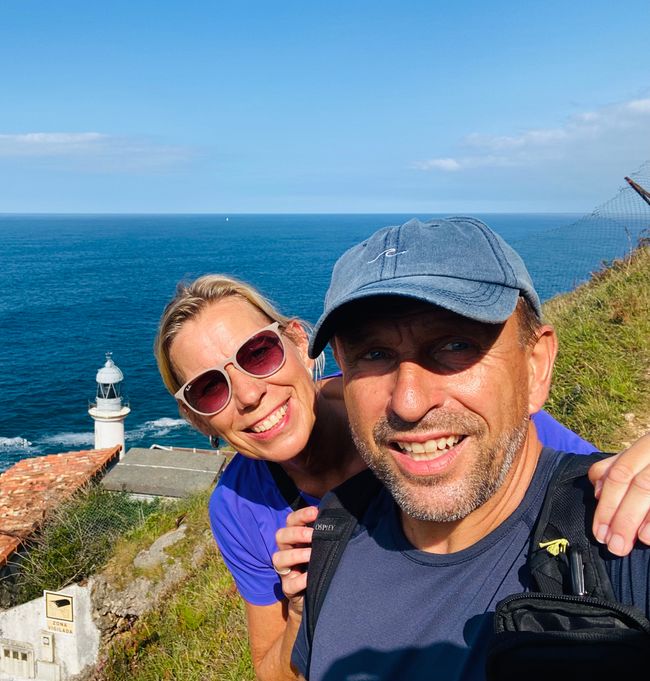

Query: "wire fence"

xmin=0 ymin=483 xmax=167 ymax=608
xmin=511 ymin=161 xmax=650 ymax=302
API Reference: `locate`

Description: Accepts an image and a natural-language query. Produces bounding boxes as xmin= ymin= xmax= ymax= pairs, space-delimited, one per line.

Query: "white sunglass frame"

xmin=174 ymin=321 xmax=286 ymax=416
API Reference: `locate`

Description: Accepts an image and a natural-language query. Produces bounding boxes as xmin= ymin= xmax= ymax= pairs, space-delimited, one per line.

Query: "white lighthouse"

xmin=88 ymin=353 xmax=131 ymax=458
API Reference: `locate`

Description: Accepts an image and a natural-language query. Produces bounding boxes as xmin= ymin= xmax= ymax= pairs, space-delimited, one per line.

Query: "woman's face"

xmin=169 ymin=296 xmax=318 ymax=462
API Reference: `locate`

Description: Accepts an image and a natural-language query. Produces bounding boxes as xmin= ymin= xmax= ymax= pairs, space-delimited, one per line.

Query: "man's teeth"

xmin=396 ymin=435 xmax=461 ymax=460
xmin=251 ymin=404 xmax=288 ymax=433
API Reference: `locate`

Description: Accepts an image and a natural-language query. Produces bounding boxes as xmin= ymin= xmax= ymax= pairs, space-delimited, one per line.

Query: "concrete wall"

xmin=0 ymin=581 xmax=100 ymax=680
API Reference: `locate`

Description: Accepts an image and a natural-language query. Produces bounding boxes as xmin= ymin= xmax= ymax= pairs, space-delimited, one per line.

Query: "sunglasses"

xmin=174 ymin=322 xmax=286 ymax=416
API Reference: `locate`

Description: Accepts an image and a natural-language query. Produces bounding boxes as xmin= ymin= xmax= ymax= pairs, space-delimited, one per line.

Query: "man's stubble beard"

xmin=349 ymin=409 xmax=529 ymax=523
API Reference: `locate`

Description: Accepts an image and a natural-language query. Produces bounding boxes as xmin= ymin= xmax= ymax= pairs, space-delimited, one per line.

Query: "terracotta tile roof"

xmin=0 ymin=534 xmax=20 ymax=568
xmin=0 ymin=446 xmax=120 ymax=567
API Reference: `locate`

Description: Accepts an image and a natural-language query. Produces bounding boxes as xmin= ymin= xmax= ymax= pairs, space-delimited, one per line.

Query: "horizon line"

xmin=0 ymin=210 xmax=589 ymax=217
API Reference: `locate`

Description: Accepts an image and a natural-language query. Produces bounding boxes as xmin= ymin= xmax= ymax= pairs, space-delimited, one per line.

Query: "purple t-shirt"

xmin=209 ymin=411 xmax=596 ymax=605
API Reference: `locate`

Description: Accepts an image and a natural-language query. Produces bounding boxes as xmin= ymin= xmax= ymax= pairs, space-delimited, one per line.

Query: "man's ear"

xmin=331 ymin=337 xmax=343 ymax=369
xmin=527 ymin=325 xmax=558 ymax=415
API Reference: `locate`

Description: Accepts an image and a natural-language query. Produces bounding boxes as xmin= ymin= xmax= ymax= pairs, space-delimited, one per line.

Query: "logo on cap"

xmin=367 ymin=247 xmax=407 ymax=264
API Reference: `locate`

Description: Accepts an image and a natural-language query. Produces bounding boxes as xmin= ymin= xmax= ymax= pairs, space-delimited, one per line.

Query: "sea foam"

xmin=128 ymin=418 xmax=189 ymax=440
xmin=39 ymin=432 xmax=95 ymax=448
xmin=0 ymin=436 xmax=33 ymax=449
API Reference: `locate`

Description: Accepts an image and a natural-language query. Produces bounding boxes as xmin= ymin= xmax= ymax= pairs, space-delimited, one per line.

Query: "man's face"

xmin=333 ymin=302 xmax=534 ymax=523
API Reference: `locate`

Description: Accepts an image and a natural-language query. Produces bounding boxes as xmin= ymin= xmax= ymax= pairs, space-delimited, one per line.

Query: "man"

xmin=289 ymin=216 xmax=650 ymax=680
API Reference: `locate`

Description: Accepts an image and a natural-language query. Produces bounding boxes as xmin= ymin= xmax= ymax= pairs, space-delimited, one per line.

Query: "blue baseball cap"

xmin=308 ymin=216 xmax=541 ymax=358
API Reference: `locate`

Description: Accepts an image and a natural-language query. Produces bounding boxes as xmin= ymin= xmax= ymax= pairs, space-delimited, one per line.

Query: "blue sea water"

xmin=0 ymin=212 xmax=641 ymax=472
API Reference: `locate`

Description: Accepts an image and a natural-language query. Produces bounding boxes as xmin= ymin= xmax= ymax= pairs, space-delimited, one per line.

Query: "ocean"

xmin=0 ymin=212 xmax=641 ymax=472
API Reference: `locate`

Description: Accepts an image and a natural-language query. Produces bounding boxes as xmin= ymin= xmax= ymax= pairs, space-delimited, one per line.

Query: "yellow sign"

xmin=44 ymin=591 xmax=74 ymax=634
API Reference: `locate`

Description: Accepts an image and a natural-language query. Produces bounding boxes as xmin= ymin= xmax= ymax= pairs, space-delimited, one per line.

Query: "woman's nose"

xmin=227 ymin=364 xmax=268 ymax=411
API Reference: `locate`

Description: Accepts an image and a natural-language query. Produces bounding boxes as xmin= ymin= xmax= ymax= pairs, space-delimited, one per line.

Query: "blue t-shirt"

xmin=209 ymin=412 xmax=596 ymax=605
xmin=292 ymin=448 xmax=650 ymax=681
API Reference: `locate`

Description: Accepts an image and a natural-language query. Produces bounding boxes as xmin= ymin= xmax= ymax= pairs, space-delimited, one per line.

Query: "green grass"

xmin=544 ymin=242 xmax=650 ymax=450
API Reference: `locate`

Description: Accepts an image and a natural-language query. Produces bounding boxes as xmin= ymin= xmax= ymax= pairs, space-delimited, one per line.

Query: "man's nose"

xmin=388 ymin=361 xmax=445 ymax=424
xmin=227 ymin=364 xmax=267 ymax=410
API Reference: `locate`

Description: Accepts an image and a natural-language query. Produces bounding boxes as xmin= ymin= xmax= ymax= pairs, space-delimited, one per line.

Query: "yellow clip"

xmin=539 ymin=538 xmax=569 ymax=556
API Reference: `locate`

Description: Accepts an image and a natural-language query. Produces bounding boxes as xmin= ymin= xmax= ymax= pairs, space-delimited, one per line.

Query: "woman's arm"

xmin=248 ymin=506 xmax=317 ymax=681
xmin=245 ymin=600 xmax=301 ymax=681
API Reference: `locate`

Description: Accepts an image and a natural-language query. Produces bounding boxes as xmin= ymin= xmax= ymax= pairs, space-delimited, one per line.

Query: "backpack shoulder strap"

xmin=303 ymin=468 xmax=383 ymax=670
xmin=265 ymin=461 xmax=309 ymax=511
xmin=529 ymin=451 xmax=617 ymax=601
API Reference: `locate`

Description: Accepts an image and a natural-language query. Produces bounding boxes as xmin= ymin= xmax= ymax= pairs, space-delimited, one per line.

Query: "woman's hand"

xmin=273 ymin=506 xmax=319 ymax=616
xmin=590 ymin=433 xmax=650 ymax=556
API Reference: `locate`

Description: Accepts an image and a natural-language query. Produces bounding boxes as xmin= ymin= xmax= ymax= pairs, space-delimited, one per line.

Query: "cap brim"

xmin=308 ymin=276 xmax=520 ymax=358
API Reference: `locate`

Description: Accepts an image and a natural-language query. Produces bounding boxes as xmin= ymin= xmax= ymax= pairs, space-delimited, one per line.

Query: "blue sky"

xmin=1 ymin=0 xmax=649 ymax=213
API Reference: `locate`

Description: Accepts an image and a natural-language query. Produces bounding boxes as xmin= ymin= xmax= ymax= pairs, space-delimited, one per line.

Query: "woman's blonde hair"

xmin=154 ymin=273 xmax=324 ymax=395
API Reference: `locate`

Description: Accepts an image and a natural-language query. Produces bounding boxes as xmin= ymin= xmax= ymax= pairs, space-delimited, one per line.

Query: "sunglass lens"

xmin=237 ymin=330 xmax=284 ymax=376
xmin=185 ymin=370 xmax=229 ymax=414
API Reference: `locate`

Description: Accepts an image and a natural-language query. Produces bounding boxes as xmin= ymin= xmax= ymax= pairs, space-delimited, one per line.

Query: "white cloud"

xmin=0 ymin=131 xmax=196 ymax=172
xmin=465 ymin=127 xmax=569 ymax=151
xmin=625 ymin=98 xmax=650 ymax=113
xmin=0 ymin=132 xmax=106 ymax=156
xmin=413 ymin=96 xmax=650 ymax=173
xmin=412 ymin=157 xmax=462 ymax=172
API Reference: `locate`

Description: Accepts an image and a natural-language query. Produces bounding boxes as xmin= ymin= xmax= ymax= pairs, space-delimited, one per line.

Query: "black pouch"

xmin=486 ymin=592 xmax=650 ymax=681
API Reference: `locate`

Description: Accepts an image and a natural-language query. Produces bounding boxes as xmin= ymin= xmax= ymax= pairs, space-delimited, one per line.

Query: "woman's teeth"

xmin=251 ymin=404 xmax=288 ymax=433
xmin=396 ymin=435 xmax=462 ymax=460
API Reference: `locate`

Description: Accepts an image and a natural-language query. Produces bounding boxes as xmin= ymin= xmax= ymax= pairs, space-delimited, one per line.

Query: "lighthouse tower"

xmin=88 ymin=353 xmax=131 ymax=458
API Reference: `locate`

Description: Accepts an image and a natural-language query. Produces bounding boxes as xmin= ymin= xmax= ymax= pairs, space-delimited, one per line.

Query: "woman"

xmin=155 ymin=273 xmax=650 ymax=681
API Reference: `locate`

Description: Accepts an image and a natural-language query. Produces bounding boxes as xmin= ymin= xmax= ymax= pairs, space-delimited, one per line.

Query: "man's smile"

xmin=394 ymin=434 xmax=464 ymax=461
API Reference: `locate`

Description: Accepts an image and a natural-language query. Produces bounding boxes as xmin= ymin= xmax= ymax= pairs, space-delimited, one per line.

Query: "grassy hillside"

xmin=544 ymin=241 xmax=650 ymax=450
xmin=96 ymin=491 xmax=254 ymax=681
xmin=102 ymin=544 xmax=252 ymax=680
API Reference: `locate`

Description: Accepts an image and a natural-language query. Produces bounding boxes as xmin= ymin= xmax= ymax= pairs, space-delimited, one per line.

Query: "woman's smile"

xmin=247 ymin=400 xmax=290 ymax=436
